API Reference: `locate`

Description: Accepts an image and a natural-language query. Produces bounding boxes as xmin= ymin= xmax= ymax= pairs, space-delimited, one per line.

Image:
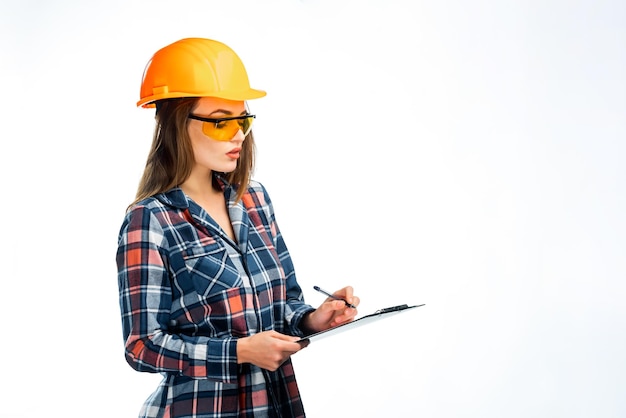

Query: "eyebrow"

xmin=207 ymin=108 xmax=248 ymax=117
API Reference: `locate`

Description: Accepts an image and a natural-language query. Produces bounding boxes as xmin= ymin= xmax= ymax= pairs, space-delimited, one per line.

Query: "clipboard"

xmin=298 ymin=303 xmax=425 ymax=342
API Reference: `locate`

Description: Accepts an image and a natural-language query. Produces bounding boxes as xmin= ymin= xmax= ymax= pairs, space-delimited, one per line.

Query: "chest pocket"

xmin=181 ymin=242 xmax=243 ymax=297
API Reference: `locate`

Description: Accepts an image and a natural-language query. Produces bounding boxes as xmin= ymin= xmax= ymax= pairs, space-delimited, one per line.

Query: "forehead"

xmin=193 ymin=97 xmax=246 ymax=115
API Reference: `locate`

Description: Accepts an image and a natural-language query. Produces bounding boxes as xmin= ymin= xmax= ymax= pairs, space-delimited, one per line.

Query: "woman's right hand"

xmin=236 ymin=330 xmax=308 ymax=371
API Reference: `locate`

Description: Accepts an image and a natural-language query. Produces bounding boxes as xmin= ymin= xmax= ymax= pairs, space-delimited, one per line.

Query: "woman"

xmin=116 ymin=37 xmax=359 ymax=418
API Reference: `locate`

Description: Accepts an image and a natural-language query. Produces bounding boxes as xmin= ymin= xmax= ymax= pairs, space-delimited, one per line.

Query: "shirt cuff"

xmin=206 ymin=337 xmax=239 ymax=383
xmin=289 ymin=305 xmax=316 ymax=337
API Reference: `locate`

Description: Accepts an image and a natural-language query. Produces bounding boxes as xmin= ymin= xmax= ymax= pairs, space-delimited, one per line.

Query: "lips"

xmin=226 ymin=147 xmax=241 ymax=158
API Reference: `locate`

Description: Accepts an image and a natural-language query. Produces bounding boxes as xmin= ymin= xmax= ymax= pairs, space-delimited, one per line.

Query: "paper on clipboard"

xmin=297 ymin=303 xmax=425 ymax=342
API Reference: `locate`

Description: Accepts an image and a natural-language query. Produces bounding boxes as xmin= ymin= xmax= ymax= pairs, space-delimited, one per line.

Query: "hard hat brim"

xmin=137 ymin=88 xmax=267 ymax=108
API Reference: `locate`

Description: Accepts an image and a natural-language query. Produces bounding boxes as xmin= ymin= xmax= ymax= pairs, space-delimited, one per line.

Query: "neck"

xmin=180 ymin=170 xmax=219 ymax=199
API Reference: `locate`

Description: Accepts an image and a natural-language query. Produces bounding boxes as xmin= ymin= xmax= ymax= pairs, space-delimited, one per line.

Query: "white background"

xmin=1 ymin=1 xmax=625 ymax=417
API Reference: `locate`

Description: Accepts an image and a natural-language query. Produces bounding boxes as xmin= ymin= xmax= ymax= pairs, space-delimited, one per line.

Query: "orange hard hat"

xmin=137 ymin=38 xmax=266 ymax=108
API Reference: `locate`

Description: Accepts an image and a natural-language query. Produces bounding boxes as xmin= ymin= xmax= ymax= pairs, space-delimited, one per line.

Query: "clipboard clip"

xmin=374 ymin=304 xmax=409 ymax=315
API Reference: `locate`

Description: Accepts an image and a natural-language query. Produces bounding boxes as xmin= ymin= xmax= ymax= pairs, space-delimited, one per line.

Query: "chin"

xmin=220 ymin=164 xmax=238 ymax=174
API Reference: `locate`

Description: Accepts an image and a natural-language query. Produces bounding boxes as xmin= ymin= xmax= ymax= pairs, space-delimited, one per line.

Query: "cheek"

xmin=189 ymin=127 xmax=211 ymax=156
xmin=191 ymin=137 xmax=224 ymax=167
xmin=188 ymin=124 xmax=203 ymax=146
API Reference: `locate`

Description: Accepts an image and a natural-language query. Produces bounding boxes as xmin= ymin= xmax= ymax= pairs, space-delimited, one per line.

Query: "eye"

xmin=214 ymin=121 xmax=228 ymax=129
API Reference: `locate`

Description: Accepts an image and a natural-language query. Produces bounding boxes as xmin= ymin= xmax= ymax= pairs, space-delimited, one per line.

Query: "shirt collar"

xmin=154 ymin=174 xmax=236 ymax=209
xmin=154 ymin=187 xmax=186 ymax=208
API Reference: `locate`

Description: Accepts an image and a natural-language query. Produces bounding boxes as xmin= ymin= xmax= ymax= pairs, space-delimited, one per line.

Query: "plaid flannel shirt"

xmin=116 ymin=178 xmax=314 ymax=418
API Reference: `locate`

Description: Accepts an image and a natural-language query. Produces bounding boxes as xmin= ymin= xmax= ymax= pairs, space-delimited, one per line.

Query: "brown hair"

xmin=129 ymin=98 xmax=255 ymax=209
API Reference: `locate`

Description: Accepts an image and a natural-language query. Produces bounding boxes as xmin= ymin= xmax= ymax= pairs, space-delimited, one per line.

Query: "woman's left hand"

xmin=302 ymin=286 xmax=360 ymax=334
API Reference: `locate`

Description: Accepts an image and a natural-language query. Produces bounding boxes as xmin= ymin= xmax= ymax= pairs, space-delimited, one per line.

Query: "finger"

xmin=283 ymin=339 xmax=308 ymax=355
xmin=335 ymin=286 xmax=357 ymax=307
xmin=342 ymin=285 xmax=354 ymax=300
xmin=324 ymin=301 xmax=356 ymax=323
xmin=332 ymin=312 xmax=354 ymax=324
xmin=272 ymin=332 xmax=301 ymax=343
xmin=331 ymin=306 xmax=358 ymax=324
xmin=319 ymin=299 xmax=345 ymax=313
xmin=332 ymin=286 xmax=352 ymax=300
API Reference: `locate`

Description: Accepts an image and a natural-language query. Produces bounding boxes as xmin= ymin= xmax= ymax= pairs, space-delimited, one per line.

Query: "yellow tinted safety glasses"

xmin=188 ymin=114 xmax=256 ymax=141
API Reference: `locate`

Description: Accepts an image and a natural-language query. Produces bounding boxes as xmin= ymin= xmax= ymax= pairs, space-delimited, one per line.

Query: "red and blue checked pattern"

xmin=117 ymin=179 xmax=313 ymax=417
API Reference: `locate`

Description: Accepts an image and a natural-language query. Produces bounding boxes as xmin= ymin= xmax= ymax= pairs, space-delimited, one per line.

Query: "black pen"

xmin=313 ymin=286 xmax=357 ymax=309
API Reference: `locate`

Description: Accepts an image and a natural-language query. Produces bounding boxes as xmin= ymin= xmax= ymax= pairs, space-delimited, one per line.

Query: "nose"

xmin=231 ymin=128 xmax=246 ymax=143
